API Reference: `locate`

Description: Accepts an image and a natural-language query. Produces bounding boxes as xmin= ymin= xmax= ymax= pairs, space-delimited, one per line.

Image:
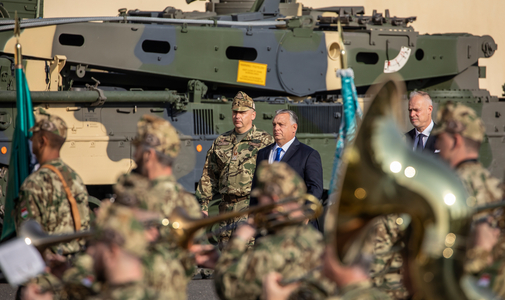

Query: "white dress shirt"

xmin=413 ymin=120 xmax=434 ymax=150
xmin=268 ymin=137 xmax=296 ymax=163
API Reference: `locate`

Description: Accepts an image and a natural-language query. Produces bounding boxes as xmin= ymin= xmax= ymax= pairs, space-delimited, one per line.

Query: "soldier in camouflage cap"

xmin=16 ymin=107 xmax=89 ymax=256
xmin=30 ymin=107 xmax=68 ymax=139
xmin=432 ymin=102 xmax=504 ymax=276
xmin=124 ymin=114 xmax=201 ymax=286
xmin=232 ymin=91 xmax=255 ymax=111
xmin=251 ymin=160 xmax=306 ymax=200
xmin=209 ymin=161 xmax=335 ymax=300
xmin=133 ymin=114 xmax=180 ymax=158
xmin=196 ymin=91 xmax=273 ymax=251
xmin=85 ymin=202 xmax=160 ymax=300
xmin=431 ymin=101 xmax=485 ymax=143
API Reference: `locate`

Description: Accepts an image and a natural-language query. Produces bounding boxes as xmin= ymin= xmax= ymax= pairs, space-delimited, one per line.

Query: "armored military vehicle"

xmin=0 ymin=0 xmax=498 ymax=202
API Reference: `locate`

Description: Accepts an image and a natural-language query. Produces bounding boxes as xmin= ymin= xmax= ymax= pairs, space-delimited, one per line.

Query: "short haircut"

xmin=463 ymin=137 xmax=481 ymax=153
xmin=41 ymin=130 xmax=65 ymax=149
xmin=275 ymin=109 xmax=298 ymax=125
xmin=409 ymin=91 xmax=433 ymax=106
xmin=142 ymin=145 xmax=174 ymax=167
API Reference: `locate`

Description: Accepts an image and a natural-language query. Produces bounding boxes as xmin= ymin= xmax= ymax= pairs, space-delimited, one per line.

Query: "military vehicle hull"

xmin=0 ymin=2 xmax=498 ymax=201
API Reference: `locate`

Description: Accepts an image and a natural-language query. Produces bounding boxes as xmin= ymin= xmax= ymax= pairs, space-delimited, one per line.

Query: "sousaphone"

xmin=330 ymin=74 xmax=491 ymax=299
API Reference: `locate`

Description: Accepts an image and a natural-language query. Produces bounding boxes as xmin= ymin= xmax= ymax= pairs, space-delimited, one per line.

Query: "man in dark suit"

xmin=250 ymin=109 xmax=323 ymax=227
xmin=406 ymin=91 xmax=439 ymax=154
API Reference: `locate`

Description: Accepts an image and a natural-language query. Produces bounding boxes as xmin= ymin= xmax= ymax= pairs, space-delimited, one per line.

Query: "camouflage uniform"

xmin=214 ymin=162 xmax=335 ymax=300
xmin=328 ymin=280 xmax=392 ymax=300
xmin=88 ymin=202 xmax=160 ymax=300
xmin=431 ymin=102 xmax=504 ymax=274
xmin=370 ymin=214 xmax=409 ymax=299
xmin=15 ymin=109 xmax=89 ymax=255
xmin=114 ymin=173 xmax=194 ymax=299
xmin=196 ymin=92 xmax=274 ymax=249
xmin=123 ymin=114 xmax=202 ymax=280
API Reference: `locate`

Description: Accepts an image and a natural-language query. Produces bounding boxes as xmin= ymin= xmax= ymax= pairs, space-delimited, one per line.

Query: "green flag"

xmin=1 ymin=14 xmax=35 ymax=241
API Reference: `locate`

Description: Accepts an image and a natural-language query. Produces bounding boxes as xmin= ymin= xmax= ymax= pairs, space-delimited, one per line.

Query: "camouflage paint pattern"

xmin=196 ymin=124 xmax=273 ymax=211
xmin=231 ymin=91 xmax=255 ymax=111
xmin=133 ymin=114 xmax=181 ymax=158
xmin=30 ymin=107 xmax=68 ymax=138
xmin=114 ymin=172 xmax=200 ymax=278
xmin=86 ymin=281 xmax=159 ymax=300
xmin=142 ymin=243 xmax=188 ymax=300
xmin=370 ymin=214 xmax=410 ymax=300
xmin=457 ymin=160 xmax=504 ymax=274
xmin=15 ymin=158 xmax=90 ymax=255
xmin=214 ymin=224 xmax=334 ymax=300
xmin=251 ymin=161 xmax=307 ymax=199
xmin=432 ymin=102 xmax=486 ymax=143
xmin=329 ymin=280 xmax=392 ymax=300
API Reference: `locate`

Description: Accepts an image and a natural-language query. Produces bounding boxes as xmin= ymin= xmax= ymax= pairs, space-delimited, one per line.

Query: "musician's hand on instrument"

xmin=44 ymin=250 xmax=69 ymax=279
xmin=262 ymin=272 xmax=300 ymax=300
xmin=21 ymin=283 xmax=54 ymax=300
xmin=234 ymin=220 xmax=256 ymax=242
xmin=473 ymin=217 xmax=500 ymax=252
xmin=190 ymin=244 xmax=219 ymax=269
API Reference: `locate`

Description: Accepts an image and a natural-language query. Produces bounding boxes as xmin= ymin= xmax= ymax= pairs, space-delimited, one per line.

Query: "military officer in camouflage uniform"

xmin=196 ymin=91 xmax=273 ymax=250
xmin=431 ymin=102 xmax=504 ymax=274
xmin=15 ymin=108 xmax=90 ymax=256
xmin=198 ymin=161 xmax=333 ymax=300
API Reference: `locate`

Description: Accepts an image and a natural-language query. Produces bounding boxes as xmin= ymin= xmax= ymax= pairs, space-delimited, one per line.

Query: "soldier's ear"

xmin=251 ymin=110 xmax=256 ymax=120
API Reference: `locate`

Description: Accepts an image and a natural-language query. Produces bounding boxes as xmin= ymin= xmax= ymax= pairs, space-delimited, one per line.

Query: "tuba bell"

xmin=329 ymin=74 xmax=487 ymax=299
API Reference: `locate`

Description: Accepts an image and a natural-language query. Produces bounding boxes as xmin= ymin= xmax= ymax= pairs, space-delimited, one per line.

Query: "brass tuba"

xmin=330 ymin=74 xmax=487 ymax=299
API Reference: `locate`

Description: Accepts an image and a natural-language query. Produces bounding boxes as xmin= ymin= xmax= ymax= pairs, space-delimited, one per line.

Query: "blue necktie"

xmin=274 ymin=147 xmax=282 ymax=162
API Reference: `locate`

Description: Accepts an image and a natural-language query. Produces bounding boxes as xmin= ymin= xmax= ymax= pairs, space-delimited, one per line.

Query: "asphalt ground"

xmin=0 ymin=280 xmax=219 ymax=300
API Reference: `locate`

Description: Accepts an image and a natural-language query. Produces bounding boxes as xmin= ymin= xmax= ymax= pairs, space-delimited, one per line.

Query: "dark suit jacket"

xmin=250 ymin=138 xmax=323 ymax=207
xmin=405 ymin=127 xmax=438 ymax=154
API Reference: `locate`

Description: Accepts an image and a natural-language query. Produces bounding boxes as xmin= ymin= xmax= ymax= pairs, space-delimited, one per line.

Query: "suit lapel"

xmin=423 ymin=135 xmax=436 ymax=153
xmin=280 ymin=138 xmax=300 ymax=163
xmin=262 ymin=143 xmax=275 ymax=161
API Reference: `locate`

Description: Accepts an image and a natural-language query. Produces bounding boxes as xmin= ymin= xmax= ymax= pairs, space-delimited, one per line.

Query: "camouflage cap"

xmin=133 ymin=114 xmax=180 ymax=158
xmin=232 ymin=91 xmax=255 ymax=111
xmin=113 ymin=173 xmax=153 ymax=209
xmin=94 ymin=202 xmax=148 ymax=257
xmin=251 ymin=161 xmax=306 ymax=199
xmin=432 ymin=102 xmax=485 ymax=142
xmin=30 ymin=107 xmax=67 ymax=139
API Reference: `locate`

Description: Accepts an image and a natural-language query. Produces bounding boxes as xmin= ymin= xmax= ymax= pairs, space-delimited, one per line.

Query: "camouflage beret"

xmin=113 ymin=173 xmax=152 ymax=209
xmin=133 ymin=114 xmax=180 ymax=158
xmin=432 ymin=102 xmax=485 ymax=143
xmin=94 ymin=202 xmax=148 ymax=257
xmin=251 ymin=161 xmax=306 ymax=199
xmin=30 ymin=107 xmax=67 ymax=139
xmin=232 ymin=91 xmax=255 ymax=111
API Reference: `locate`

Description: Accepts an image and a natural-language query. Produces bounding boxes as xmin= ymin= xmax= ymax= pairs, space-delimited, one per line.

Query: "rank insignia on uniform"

xmin=20 ymin=208 xmax=28 ymax=219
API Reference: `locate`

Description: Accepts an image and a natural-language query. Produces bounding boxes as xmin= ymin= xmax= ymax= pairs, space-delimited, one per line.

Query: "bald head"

xmin=408 ymin=91 xmax=433 ymax=132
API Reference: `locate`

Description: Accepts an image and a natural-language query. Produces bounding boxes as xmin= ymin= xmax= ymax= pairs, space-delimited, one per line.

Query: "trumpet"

xmin=19 ymin=220 xmax=94 ymax=253
xmin=165 ymin=193 xmax=323 ymax=249
xmin=16 ymin=194 xmax=322 ymax=252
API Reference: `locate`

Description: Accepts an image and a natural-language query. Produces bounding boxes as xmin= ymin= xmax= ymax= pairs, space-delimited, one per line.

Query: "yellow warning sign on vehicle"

xmin=237 ymin=60 xmax=267 ymax=86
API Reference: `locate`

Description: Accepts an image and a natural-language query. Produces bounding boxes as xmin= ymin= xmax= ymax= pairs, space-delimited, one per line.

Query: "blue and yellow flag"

xmin=1 ymin=15 xmax=35 ymax=241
